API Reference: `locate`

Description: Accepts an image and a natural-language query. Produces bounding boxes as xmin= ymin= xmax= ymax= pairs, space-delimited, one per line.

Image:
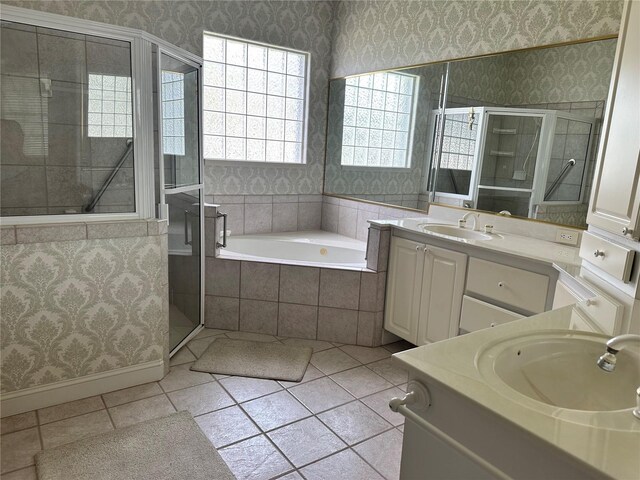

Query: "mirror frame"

xmin=322 ymin=34 xmax=619 ymax=230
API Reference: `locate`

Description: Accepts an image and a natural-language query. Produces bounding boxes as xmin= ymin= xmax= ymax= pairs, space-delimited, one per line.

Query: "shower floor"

xmin=1 ymin=329 xmax=412 ymax=480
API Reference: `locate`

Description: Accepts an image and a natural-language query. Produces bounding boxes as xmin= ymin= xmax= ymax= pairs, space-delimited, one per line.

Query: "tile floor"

xmin=1 ymin=328 xmax=413 ymax=480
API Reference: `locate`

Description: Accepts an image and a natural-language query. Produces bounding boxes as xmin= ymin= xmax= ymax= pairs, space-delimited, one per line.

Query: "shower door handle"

xmin=216 ymin=212 xmax=227 ymax=249
xmin=184 ymin=210 xmax=192 ymax=245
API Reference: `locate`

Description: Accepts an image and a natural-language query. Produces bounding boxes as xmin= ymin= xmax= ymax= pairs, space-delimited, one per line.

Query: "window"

xmin=161 ymin=71 xmax=185 ymax=155
xmin=439 ymin=112 xmax=478 ymax=170
xmin=87 ymin=74 xmax=133 ymax=137
xmin=202 ymin=32 xmax=308 ymax=163
xmin=341 ymin=72 xmax=418 ymax=168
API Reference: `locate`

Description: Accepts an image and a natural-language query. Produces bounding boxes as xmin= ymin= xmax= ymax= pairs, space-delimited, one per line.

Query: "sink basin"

xmin=418 ymin=224 xmax=493 ymax=241
xmin=477 ymin=331 xmax=640 ymax=412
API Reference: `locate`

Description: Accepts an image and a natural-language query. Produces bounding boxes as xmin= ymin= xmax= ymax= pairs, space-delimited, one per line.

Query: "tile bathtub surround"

xmin=204 ymin=257 xmax=389 ymax=347
xmin=322 ymin=195 xmax=421 ymax=242
xmin=206 ymin=194 xmax=323 ymax=236
xmin=0 ymin=328 xmax=411 ymax=480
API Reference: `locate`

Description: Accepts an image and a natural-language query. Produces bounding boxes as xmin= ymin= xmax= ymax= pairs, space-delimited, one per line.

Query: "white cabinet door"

xmin=416 ymin=245 xmax=467 ymax=345
xmin=587 ymin=0 xmax=640 ymax=240
xmin=384 ymin=236 xmax=424 ymax=343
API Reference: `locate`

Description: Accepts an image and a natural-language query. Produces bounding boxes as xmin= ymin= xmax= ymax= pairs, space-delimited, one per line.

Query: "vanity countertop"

xmin=370 ymin=217 xmax=582 ymax=268
xmin=392 ymin=305 xmax=640 ymax=480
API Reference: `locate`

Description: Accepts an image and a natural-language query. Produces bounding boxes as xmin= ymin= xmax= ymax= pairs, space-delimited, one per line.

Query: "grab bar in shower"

xmin=216 ymin=212 xmax=227 ymax=249
xmin=84 ymin=139 xmax=133 ymax=212
xmin=544 ymin=158 xmax=576 ymax=201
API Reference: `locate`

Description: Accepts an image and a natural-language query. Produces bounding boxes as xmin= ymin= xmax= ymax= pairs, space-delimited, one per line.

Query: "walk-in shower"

xmin=432 ymin=106 xmax=596 ymax=220
xmin=0 ymin=6 xmax=205 ymax=354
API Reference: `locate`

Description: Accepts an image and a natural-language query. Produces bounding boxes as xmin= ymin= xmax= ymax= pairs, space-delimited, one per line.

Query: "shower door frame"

xmin=0 ymin=5 xmax=156 ymax=224
xmin=155 ymin=45 xmax=206 ymax=356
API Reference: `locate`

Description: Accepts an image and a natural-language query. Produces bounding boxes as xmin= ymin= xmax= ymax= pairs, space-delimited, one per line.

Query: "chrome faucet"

xmin=596 ymin=334 xmax=640 ymax=420
xmin=458 ymin=212 xmax=479 ymax=231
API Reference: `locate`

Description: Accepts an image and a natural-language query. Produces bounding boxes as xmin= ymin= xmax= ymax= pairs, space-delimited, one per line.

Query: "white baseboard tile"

xmin=0 ymin=359 xmax=165 ymax=417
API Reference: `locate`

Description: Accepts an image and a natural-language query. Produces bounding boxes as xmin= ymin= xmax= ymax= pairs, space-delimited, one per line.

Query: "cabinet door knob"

xmin=594 ymin=249 xmax=605 ymax=258
xmin=423 ymin=247 xmax=430 ymax=253
xmin=497 ymin=281 xmax=504 ymax=288
xmin=622 ymin=227 xmax=633 ymax=235
xmin=415 ymin=245 xmax=421 ymax=252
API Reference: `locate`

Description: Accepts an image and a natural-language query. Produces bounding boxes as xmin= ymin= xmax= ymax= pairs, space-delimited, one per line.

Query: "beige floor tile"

xmin=102 ymin=382 xmax=163 ymax=408
xmin=159 ymin=363 xmax=214 ymax=392
xmin=301 ymin=449 xmax=384 ymax=480
xmin=354 ymin=429 xmax=403 ymax=480
xmin=280 ymin=337 xmax=334 ymax=352
xmin=340 ymin=345 xmax=391 ymax=364
xmin=219 ymin=376 xmax=282 ymax=403
xmin=330 ymin=366 xmax=393 ymax=398
xmin=242 ymin=390 xmax=311 ymax=431
xmin=1 ymin=466 xmax=37 ymax=480
xmin=278 ymin=364 xmax=324 ymax=388
xmin=39 ymin=410 xmax=113 ymax=449
xmin=360 ymin=387 xmax=406 ymax=427
xmin=186 ymin=336 xmax=219 ymax=358
xmin=310 ymin=348 xmax=360 ymax=375
xmin=318 ymin=401 xmax=393 ymax=445
xmin=194 ymin=328 xmax=230 ymax=339
xmin=0 ymin=411 xmax=37 ymax=435
xmin=288 ymin=377 xmax=354 ymax=413
xmin=108 ymin=394 xmax=175 ymax=428
xmin=277 ymin=472 xmax=304 ymax=480
xmin=169 ymin=347 xmax=197 ymax=366
xmin=195 ymin=405 xmax=260 ymax=448
xmin=0 ymin=428 xmax=40 ymax=474
xmin=167 ymin=382 xmax=234 ymax=416
xmin=268 ymin=417 xmax=346 ymax=468
xmin=37 ymin=396 xmax=104 ymax=424
xmin=366 ymin=358 xmax=409 ymax=385
xmin=219 ymin=435 xmax=293 ymax=480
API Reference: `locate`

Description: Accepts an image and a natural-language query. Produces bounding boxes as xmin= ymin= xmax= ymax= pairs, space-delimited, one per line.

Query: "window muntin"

xmin=87 ymin=73 xmax=133 ymax=138
xmin=202 ymin=33 xmax=308 ymax=163
xmin=341 ymin=72 xmax=418 ymax=168
xmin=161 ymin=70 xmax=185 ymax=155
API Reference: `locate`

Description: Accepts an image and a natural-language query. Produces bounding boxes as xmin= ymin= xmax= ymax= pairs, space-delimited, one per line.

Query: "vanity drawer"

xmin=466 ymin=258 xmax=549 ymax=313
xmin=459 ymin=295 xmax=523 ymax=332
xmin=579 ymin=232 xmax=635 ymax=283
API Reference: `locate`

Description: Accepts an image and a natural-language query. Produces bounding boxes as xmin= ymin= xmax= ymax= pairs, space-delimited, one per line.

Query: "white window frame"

xmin=201 ymin=31 xmax=310 ymax=166
xmin=339 ymin=71 xmax=419 ymax=170
xmin=0 ymin=5 xmax=200 ymax=225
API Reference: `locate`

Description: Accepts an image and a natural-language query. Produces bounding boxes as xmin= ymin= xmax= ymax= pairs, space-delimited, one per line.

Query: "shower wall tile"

xmin=47 ymin=81 xmax=85 ymax=126
xmin=0 ymin=165 xmax=47 ymax=209
xmin=244 ymin=203 xmax=272 ymax=234
xmin=297 ymin=202 xmax=322 ymax=231
xmin=272 ymin=203 xmax=298 ymax=232
xmin=0 ymin=25 xmax=39 ymax=78
xmin=337 ymin=206 xmax=357 ymax=238
xmin=37 ymin=31 xmax=86 ymax=84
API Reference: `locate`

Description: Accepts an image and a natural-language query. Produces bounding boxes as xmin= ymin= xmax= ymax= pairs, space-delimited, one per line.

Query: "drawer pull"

xmin=416 ymin=245 xmax=421 ymax=252
xmin=497 ymin=281 xmax=505 ymax=288
xmin=622 ymin=227 xmax=633 ymax=236
xmin=594 ymin=249 xmax=605 ymax=258
xmin=423 ymin=247 xmax=430 ymax=254
xmin=490 ymin=322 xmax=497 ymax=327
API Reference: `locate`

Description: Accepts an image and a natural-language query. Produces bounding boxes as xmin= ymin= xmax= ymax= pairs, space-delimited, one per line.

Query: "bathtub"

xmin=218 ymin=230 xmax=367 ymax=269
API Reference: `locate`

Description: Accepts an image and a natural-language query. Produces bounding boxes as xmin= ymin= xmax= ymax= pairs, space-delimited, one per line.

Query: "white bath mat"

xmin=191 ymin=338 xmax=312 ymax=382
xmin=35 ymin=411 xmax=235 ymax=480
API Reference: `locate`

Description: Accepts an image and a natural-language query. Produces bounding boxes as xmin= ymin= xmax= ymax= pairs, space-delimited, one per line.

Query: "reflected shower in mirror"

xmin=323 ymin=38 xmax=617 ymax=228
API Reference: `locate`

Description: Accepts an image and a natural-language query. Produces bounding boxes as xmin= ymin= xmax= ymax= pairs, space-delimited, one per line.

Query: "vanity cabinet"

xmin=587 ymin=0 xmax=640 ymax=240
xmin=385 ymin=237 xmax=467 ymax=345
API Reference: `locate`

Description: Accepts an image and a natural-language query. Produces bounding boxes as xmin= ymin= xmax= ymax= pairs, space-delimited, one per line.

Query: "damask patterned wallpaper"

xmin=1 ymin=234 xmax=167 ymax=394
xmin=330 ymin=0 xmax=622 ymax=78
xmin=5 ymin=0 xmax=335 ymax=195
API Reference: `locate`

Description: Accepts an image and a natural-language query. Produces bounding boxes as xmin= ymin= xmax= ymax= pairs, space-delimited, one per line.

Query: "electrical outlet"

xmin=555 ymin=229 xmax=579 ymax=245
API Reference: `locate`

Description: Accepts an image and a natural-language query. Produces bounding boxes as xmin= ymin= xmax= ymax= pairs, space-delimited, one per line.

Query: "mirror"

xmin=324 ymin=38 xmax=617 ymax=228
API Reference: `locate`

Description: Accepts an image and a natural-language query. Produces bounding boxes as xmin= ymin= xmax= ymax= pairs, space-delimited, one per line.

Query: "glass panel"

xmin=167 ymin=189 xmax=201 ymax=351
xmin=435 ymin=111 xmax=479 ymax=196
xmin=477 ymin=188 xmax=532 ymax=218
xmin=161 ymin=53 xmax=200 ymax=188
xmin=479 ymin=114 xmax=542 ymax=190
xmin=0 ymin=21 xmax=135 ymax=216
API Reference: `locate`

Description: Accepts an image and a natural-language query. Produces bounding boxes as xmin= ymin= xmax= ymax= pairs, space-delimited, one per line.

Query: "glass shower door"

xmin=158 ymin=51 xmax=204 ymax=353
